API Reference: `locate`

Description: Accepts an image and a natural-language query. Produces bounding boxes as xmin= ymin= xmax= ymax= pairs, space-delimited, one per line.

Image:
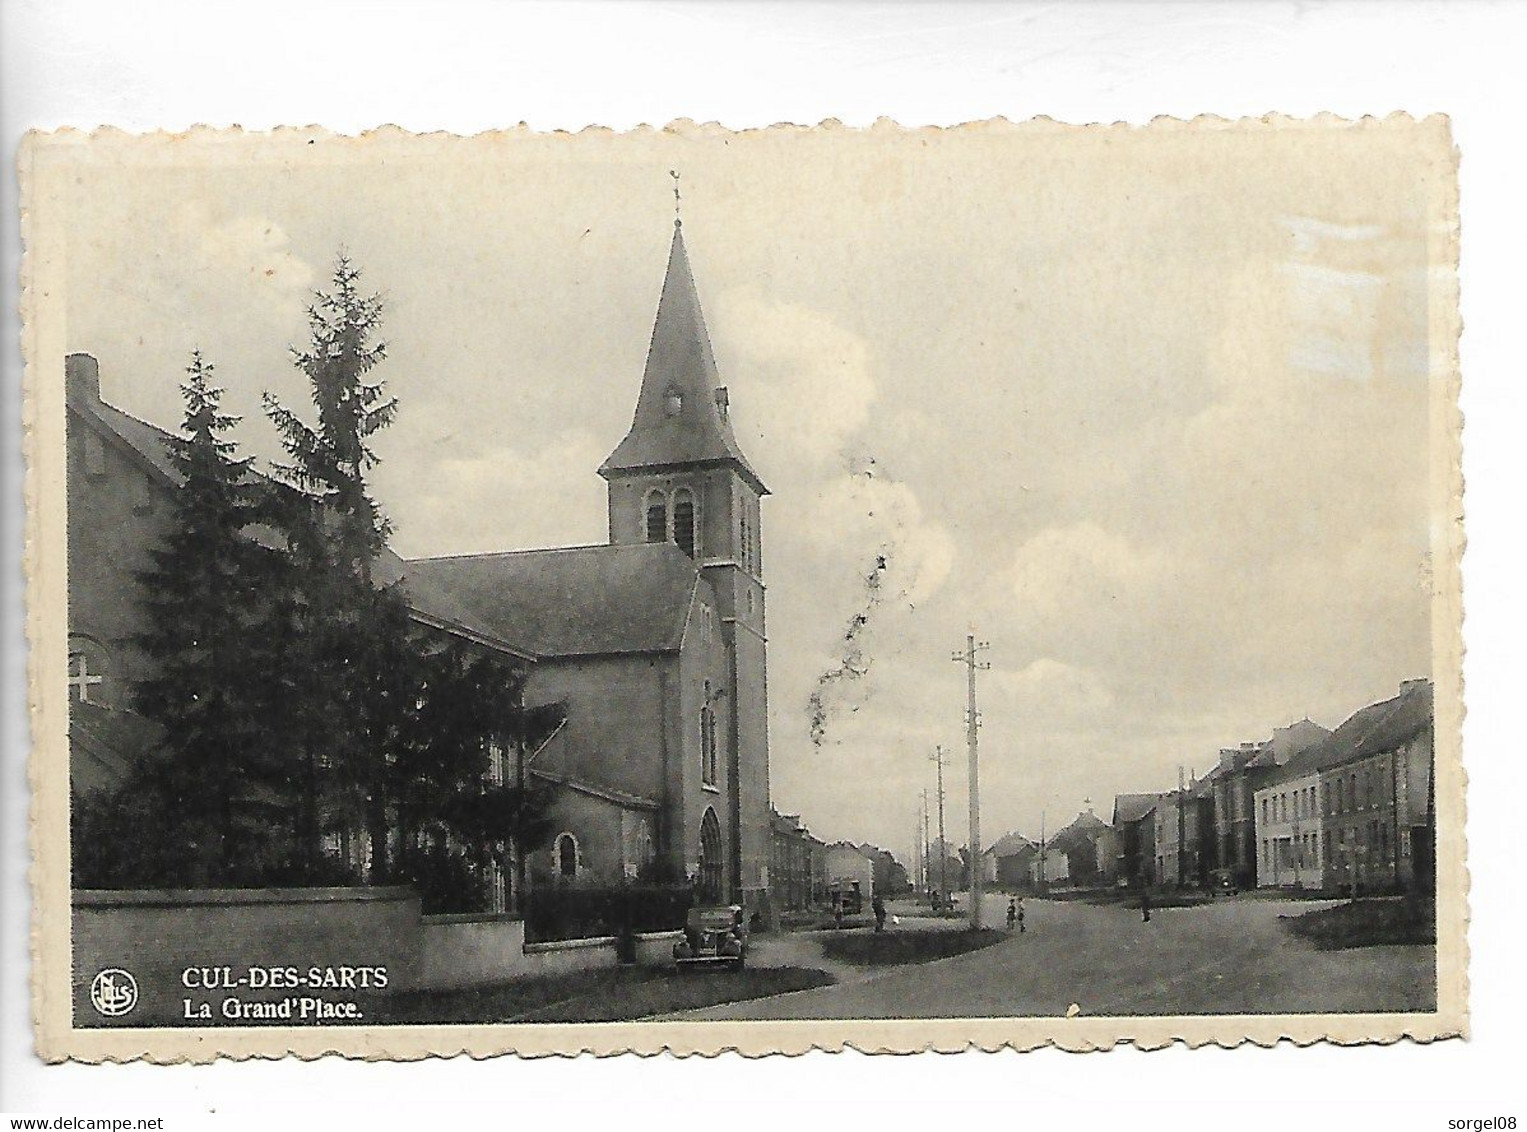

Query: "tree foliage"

xmin=116 ymin=351 xmax=295 ymax=885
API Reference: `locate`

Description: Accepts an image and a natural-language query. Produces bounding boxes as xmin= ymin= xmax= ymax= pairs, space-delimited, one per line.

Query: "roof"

xmin=70 ymin=701 xmax=166 ymax=797
xmin=987 ymin=830 xmax=1036 ymax=858
xmin=1112 ymin=793 xmax=1160 ymax=824
xmin=1273 ymin=681 xmax=1433 ymax=784
xmin=1049 ymin=810 xmax=1110 ymax=850
xmin=529 ymin=768 xmax=660 ymax=811
xmin=599 ymin=223 xmax=766 ymax=494
xmin=404 ymin=542 xmax=703 ymax=659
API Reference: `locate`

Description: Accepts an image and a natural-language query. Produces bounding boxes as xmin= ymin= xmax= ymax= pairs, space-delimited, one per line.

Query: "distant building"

xmin=1047 ymin=809 xmax=1115 ymax=888
xmin=1255 ymin=680 xmax=1434 ymax=893
xmin=987 ymin=831 xmax=1036 ymax=890
xmin=1112 ymin=794 xmax=1160 ymax=886
xmin=824 ymin=841 xmax=874 ymax=905
xmin=1211 ymin=719 xmax=1330 ymax=888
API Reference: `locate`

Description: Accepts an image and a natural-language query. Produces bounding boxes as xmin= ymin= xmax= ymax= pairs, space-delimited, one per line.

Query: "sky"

xmin=59 ymin=122 xmax=1451 ymax=862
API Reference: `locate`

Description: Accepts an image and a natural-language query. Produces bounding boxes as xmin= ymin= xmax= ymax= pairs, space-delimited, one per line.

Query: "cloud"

xmin=378 ymin=430 xmax=609 ymax=557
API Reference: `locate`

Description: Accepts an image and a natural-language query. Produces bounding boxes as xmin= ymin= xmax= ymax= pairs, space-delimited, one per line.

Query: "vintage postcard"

xmin=21 ymin=117 xmax=1464 ymax=1061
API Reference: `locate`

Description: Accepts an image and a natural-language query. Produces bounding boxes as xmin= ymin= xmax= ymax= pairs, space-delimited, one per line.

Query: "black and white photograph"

xmin=23 ymin=118 xmax=1462 ymax=1060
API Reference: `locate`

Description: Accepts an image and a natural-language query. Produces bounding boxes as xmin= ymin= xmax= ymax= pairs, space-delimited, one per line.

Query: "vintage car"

xmin=1208 ymin=867 xmax=1240 ymax=897
xmin=672 ymin=904 xmax=748 ymax=971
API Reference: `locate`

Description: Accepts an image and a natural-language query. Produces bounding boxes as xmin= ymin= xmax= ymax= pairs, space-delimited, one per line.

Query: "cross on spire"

xmin=669 ymin=169 xmax=682 ymax=224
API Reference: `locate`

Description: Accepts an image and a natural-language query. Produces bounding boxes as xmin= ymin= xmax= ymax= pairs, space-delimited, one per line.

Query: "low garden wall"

xmin=75 ymin=888 xmax=686 ymax=1025
xmin=73 ymin=886 xmax=421 ymax=1027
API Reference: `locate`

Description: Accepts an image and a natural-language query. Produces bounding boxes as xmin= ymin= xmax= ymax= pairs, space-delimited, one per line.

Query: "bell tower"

xmin=600 ymin=219 xmax=771 ymax=912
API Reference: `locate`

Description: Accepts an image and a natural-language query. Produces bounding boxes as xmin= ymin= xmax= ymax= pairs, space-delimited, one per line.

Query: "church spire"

xmin=599 ymin=220 xmax=767 ymax=495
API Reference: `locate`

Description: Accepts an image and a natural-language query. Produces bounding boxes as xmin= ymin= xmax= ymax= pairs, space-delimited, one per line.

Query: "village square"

xmin=59 ymin=132 xmax=1441 ymax=1027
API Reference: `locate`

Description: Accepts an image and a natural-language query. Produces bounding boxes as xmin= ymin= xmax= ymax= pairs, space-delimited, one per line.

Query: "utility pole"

xmin=929 ymin=745 xmax=949 ymax=907
xmin=920 ymin=789 xmax=932 ymax=894
xmin=953 ymin=634 xmax=991 ymax=930
xmin=1039 ymin=809 xmax=1046 ymax=891
xmin=1177 ymin=764 xmax=1187 ymax=889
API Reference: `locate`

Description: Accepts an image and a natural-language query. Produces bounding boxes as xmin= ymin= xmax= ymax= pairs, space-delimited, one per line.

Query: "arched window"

xmin=698 ymin=809 xmax=724 ymax=904
xmin=700 ymin=681 xmax=718 ymax=786
xmin=739 ymin=510 xmax=751 ymax=572
xmin=555 ymin=832 xmax=579 ymax=880
xmin=645 ymin=491 xmax=668 ymax=544
xmin=672 ymin=488 xmax=696 ymax=558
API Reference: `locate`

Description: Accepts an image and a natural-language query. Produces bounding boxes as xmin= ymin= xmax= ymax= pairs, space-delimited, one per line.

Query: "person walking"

xmin=872 ymin=893 xmax=887 ymax=933
xmin=1006 ymin=897 xmax=1017 ymax=930
xmin=1017 ymin=898 xmax=1026 ymax=934
xmin=1141 ymin=887 xmax=1152 ymax=923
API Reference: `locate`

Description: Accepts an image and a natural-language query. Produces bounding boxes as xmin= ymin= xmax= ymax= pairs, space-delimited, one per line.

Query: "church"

xmin=66 ymin=216 xmax=775 ymax=918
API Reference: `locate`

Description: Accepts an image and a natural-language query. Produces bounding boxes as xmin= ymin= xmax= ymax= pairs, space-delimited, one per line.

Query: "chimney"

xmin=714 ymin=386 xmax=729 ymax=422
xmin=66 ymin=353 xmax=101 ymax=404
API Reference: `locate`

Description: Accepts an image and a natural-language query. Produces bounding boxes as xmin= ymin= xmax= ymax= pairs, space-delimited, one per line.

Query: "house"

xmin=857 ymin=843 xmax=911 ymax=897
xmin=824 ymin=841 xmax=874 ymax=906
xmin=1211 ymin=719 xmax=1330 ymax=888
xmin=1255 ymin=680 xmax=1434 ymax=893
xmin=1112 ymin=794 xmax=1160 ymax=886
xmin=66 ymin=217 xmax=778 ymax=917
xmin=987 ymin=831 xmax=1036 ymax=891
xmin=1046 ymin=809 xmax=1114 ymax=888
xmin=769 ymin=810 xmax=816 ymax=911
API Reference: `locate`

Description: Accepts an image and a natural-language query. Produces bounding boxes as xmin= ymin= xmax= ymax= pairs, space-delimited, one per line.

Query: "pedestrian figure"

xmin=833 ymin=896 xmax=844 ymax=930
xmin=1006 ymin=898 xmax=1017 ymax=930
xmin=1141 ymin=888 xmax=1152 ymax=923
xmin=872 ymin=894 xmax=886 ymax=933
xmin=1018 ymin=900 xmax=1026 ymax=934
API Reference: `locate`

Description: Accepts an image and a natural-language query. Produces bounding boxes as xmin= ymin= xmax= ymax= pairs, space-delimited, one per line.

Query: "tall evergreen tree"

xmin=133 ymin=351 xmax=291 ymax=884
xmin=263 ymin=254 xmax=406 ymax=882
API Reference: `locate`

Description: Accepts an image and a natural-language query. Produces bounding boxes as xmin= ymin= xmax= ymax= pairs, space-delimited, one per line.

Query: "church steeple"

xmin=599 ymin=221 xmax=767 ymax=495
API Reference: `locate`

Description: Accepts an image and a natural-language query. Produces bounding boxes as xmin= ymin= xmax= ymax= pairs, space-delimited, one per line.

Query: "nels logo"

xmin=89 ymin=968 xmax=139 ymax=1018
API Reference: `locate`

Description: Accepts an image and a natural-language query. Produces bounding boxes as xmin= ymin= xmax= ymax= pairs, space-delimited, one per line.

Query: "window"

xmin=673 ymin=489 xmax=696 ymax=558
xmin=67 ymin=639 xmax=107 ymax=705
xmin=555 ymin=833 xmax=579 ymax=880
xmin=701 ymin=681 xmax=718 ymax=786
xmin=645 ymin=491 xmax=668 ymax=544
xmin=739 ymin=510 xmax=751 ymax=572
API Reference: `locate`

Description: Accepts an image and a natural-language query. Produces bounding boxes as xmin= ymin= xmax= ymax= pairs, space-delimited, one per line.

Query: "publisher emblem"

xmin=89 ymin=968 xmax=138 ymax=1017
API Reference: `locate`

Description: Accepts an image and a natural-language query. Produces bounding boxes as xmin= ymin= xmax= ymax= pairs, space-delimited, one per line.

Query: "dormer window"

xmin=664 ymin=385 xmax=684 ymax=417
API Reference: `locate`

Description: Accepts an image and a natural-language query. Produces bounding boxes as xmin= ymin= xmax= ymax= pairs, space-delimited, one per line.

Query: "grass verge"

xmin=820 ymin=928 xmax=1004 ymax=967
xmin=1282 ymin=897 xmax=1436 ymax=950
xmin=373 ymin=965 xmax=836 ymax=1024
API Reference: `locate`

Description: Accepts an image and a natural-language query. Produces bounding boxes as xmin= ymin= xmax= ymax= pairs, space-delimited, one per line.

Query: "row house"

xmin=1254 ymin=679 xmax=1434 ymax=894
xmin=769 ymin=810 xmax=825 ymax=911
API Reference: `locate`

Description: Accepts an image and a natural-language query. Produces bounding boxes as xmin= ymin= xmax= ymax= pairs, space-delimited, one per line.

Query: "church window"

xmin=67 ymin=638 xmax=108 ymax=705
xmin=739 ymin=510 xmax=751 ymax=572
xmin=645 ymin=490 xmax=668 ymax=544
xmin=555 ymin=833 xmax=580 ymax=880
xmin=664 ymin=384 xmax=684 ymax=418
xmin=701 ymin=680 xmax=718 ymax=786
xmin=673 ymin=488 xmax=696 ymax=558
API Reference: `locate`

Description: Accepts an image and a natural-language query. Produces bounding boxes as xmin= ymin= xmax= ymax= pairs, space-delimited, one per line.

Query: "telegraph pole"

xmin=920 ymin=789 xmax=932 ymax=895
xmin=953 ymin=633 xmax=991 ymax=930
xmin=929 ymin=746 xmax=949 ymax=907
xmin=1177 ymin=764 xmax=1187 ymax=889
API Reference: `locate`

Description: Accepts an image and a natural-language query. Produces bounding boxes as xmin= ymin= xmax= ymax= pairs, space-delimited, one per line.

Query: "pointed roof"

xmin=599 ymin=222 xmax=767 ymax=494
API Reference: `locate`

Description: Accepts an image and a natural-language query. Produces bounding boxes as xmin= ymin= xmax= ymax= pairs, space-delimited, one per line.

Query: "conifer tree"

xmin=133 ymin=351 xmax=291 ymax=884
xmin=264 ymin=254 xmax=407 ymax=882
